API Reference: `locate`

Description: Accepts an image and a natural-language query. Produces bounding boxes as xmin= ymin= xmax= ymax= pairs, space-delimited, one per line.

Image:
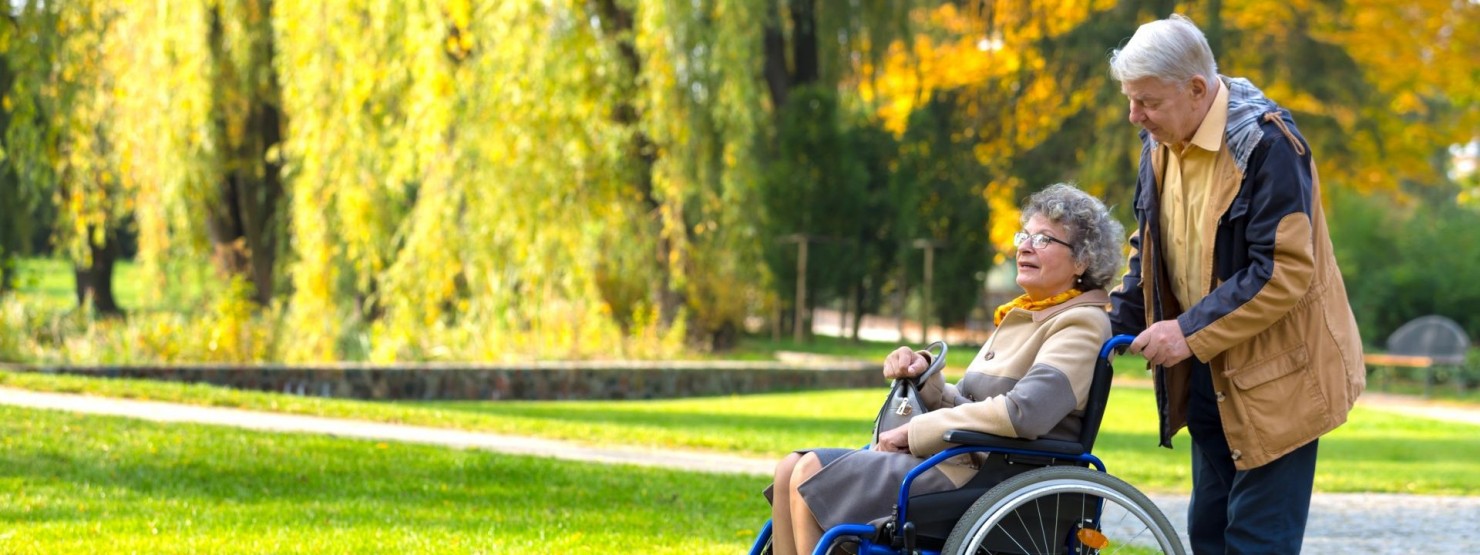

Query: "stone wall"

xmin=2 ymin=360 xmax=882 ymax=401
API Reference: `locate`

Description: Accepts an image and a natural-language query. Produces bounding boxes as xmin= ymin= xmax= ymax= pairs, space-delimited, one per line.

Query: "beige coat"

xmin=909 ymin=290 xmax=1112 ymax=459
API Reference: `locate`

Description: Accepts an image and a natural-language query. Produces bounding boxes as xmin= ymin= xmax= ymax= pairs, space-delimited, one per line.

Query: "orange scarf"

xmin=993 ymin=289 xmax=1083 ymax=326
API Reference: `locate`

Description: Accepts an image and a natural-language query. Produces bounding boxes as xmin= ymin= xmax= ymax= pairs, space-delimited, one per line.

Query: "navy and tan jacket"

xmin=1109 ymin=77 xmax=1366 ymax=470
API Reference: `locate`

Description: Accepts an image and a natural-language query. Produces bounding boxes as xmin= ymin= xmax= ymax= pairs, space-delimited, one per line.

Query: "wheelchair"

xmin=749 ymin=335 xmax=1185 ymax=555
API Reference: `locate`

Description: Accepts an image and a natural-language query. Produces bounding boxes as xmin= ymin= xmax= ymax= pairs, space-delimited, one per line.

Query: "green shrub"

xmin=1330 ymin=187 xmax=1480 ymax=344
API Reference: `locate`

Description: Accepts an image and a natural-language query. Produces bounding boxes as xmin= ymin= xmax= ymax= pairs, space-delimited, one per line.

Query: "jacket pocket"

xmin=1229 ymin=344 xmax=1306 ymax=389
xmin=1225 ymin=344 xmax=1331 ymax=455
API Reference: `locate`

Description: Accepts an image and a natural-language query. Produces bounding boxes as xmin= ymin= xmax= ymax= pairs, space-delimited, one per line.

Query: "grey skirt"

xmin=774 ymin=447 xmax=978 ymax=530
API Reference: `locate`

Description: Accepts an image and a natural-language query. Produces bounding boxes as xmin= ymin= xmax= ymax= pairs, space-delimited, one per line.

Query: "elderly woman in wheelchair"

xmin=758 ymin=184 xmax=1183 ymax=555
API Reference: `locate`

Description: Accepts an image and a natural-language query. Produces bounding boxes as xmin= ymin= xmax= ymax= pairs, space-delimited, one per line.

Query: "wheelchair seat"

xmin=903 ymin=453 xmax=1086 ymax=546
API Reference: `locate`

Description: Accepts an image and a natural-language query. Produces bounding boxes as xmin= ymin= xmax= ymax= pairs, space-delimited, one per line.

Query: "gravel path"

xmin=1145 ymin=493 xmax=1480 ymax=553
xmin=3 ymin=386 xmax=1477 ymax=553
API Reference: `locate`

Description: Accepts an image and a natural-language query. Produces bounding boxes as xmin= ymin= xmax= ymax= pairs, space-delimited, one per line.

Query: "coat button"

xmin=1215 ymin=391 xmax=1226 ymax=402
xmin=983 ymin=351 xmax=995 ymax=361
xmin=1230 ymin=449 xmax=1242 ymax=461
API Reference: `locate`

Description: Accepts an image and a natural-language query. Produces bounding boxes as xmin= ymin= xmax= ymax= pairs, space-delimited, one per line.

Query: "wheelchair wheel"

xmin=943 ymin=466 xmax=1184 ymax=555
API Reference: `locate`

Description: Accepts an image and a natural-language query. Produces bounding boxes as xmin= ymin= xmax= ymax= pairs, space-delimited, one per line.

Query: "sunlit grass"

xmin=0 ymin=404 xmax=766 ymax=554
xmin=2 ymin=371 xmax=1476 ymax=496
xmin=14 ymin=257 xmax=136 ymax=310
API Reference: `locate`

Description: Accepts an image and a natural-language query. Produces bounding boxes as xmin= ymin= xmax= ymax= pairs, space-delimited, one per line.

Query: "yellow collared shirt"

xmin=1159 ymin=79 xmax=1229 ymax=310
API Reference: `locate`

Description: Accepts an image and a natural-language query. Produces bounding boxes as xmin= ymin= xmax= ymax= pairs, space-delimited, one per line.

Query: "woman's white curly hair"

xmin=1021 ymin=183 xmax=1125 ymax=291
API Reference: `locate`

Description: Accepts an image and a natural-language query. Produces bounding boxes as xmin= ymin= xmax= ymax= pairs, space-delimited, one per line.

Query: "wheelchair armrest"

xmin=942 ymin=429 xmax=1085 ymax=456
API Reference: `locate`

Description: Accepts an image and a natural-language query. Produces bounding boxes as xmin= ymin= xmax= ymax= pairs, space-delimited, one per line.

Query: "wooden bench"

xmin=1363 ymin=353 xmax=1437 ymax=396
xmin=1364 ymin=316 xmax=1470 ymax=398
xmin=1362 ymin=353 xmax=1433 ymax=368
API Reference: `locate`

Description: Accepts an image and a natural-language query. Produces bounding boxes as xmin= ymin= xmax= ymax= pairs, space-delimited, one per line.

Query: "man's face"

xmin=1120 ymin=76 xmax=1208 ymax=147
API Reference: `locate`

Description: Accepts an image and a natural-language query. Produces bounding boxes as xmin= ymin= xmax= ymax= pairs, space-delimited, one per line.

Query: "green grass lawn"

xmin=3 ymin=371 xmax=1477 ymax=496
xmin=9 ymin=258 xmax=82 ymax=307
xmin=0 ymin=404 xmax=767 ymax=554
xmin=10 ymin=257 xmax=213 ymax=313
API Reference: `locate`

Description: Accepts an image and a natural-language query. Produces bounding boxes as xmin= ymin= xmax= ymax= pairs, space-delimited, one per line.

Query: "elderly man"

xmin=1106 ymin=14 xmax=1366 ymax=554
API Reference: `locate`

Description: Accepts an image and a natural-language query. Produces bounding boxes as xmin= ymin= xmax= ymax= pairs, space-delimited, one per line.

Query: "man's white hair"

xmin=1108 ymin=14 xmax=1218 ymax=86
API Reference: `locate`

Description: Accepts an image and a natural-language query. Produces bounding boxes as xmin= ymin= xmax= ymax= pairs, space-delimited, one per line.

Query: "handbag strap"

xmin=911 ymin=340 xmax=948 ymax=386
xmin=873 ymin=341 xmax=950 ymax=443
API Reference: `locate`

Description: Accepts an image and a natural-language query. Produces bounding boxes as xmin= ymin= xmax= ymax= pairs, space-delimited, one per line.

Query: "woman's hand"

xmin=882 ymin=346 xmax=928 ymax=379
xmin=875 ymin=424 xmax=912 ymax=454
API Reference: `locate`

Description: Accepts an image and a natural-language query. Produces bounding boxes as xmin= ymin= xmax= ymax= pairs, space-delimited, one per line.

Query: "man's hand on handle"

xmin=1130 ymin=320 xmax=1193 ymax=367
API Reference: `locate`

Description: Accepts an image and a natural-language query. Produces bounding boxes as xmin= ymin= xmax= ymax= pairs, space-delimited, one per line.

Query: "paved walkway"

xmin=0 ymin=387 xmax=774 ymax=475
xmin=3 ymin=386 xmax=1478 ymax=552
xmin=1357 ymin=391 xmax=1480 ymax=426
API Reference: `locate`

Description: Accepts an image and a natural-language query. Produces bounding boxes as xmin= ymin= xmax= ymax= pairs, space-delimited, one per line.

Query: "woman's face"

xmin=1015 ymin=214 xmax=1088 ymax=300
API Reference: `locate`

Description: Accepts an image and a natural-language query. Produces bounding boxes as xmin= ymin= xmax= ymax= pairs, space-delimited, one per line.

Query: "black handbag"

xmin=872 ymin=341 xmax=948 ymax=446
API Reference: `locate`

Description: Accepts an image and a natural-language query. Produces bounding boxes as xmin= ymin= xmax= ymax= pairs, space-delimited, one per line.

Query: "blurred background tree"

xmin=0 ymin=0 xmax=1474 ymax=362
xmin=3 ymin=1 xmax=131 ymax=315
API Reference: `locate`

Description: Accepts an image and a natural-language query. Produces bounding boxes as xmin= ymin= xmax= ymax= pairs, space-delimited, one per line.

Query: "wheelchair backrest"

xmin=1077 ymin=335 xmax=1134 ymax=453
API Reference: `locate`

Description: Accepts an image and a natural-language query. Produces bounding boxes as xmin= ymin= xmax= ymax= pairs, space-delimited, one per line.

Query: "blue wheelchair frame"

xmin=749 ymin=335 xmax=1135 ymax=555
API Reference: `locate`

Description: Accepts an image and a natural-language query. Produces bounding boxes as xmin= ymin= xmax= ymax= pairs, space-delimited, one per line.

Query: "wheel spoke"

xmin=1008 ymin=507 xmax=1038 ymax=554
xmin=1050 ymin=493 xmax=1061 ymax=554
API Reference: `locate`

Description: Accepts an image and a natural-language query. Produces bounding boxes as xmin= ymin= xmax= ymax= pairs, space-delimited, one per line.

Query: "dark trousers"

xmin=1185 ymin=360 xmax=1319 ymax=554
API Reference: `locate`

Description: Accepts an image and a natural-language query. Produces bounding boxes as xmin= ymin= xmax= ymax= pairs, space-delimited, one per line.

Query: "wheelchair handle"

xmin=1099 ymin=334 xmax=1136 ymax=360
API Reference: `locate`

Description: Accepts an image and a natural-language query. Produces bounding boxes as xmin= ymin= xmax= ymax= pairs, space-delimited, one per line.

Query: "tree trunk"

xmin=205 ymin=99 xmax=283 ymax=307
xmin=0 ymin=57 xmax=20 ymax=295
xmin=0 ymin=176 xmax=20 ymax=294
xmin=206 ymin=0 xmax=284 ymax=307
xmin=789 ymin=0 xmax=818 ymax=85
xmin=591 ymin=0 xmax=683 ymax=328
xmin=850 ymin=282 xmax=867 ymax=343
xmin=763 ymin=0 xmax=790 ymax=110
xmin=762 ymin=0 xmax=820 ymax=115
xmin=74 ymin=232 xmax=122 ymax=316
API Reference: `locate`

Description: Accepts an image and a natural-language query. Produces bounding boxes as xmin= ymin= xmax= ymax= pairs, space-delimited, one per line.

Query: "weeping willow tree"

xmin=273 ymin=1 xmax=416 ymax=360
xmin=121 ymin=0 xmax=286 ymax=308
xmin=272 ymin=1 xmax=768 ymax=361
xmin=0 ymin=19 xmax=33 ymax=291
xmin=3 ymin=1 xmax=132 ymax=314
xmin=201 ymin=0 xmax=286 ymax=306
xmin=5 ymin=0 xmax=287 ymax=313
xmin=108 ymin=2 xmax=217 ymax=309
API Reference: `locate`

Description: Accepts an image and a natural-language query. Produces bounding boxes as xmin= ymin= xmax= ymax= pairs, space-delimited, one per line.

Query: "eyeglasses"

xmin=1014 ymin=231 xmax=1075 ymax=251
